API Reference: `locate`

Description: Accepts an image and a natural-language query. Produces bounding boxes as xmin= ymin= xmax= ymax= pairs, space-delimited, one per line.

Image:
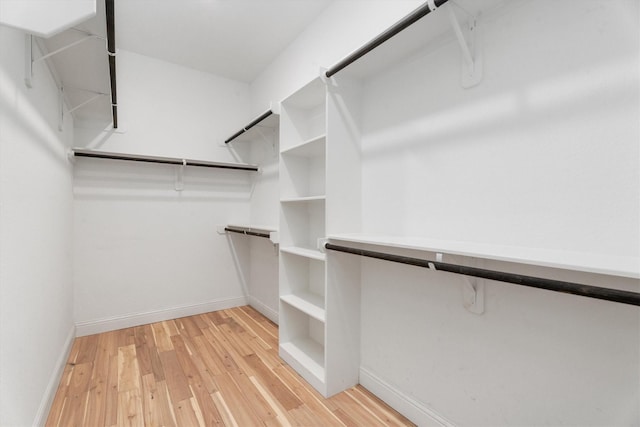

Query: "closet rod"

xmin=72 ymin=149 xmax=259 ymax=171
xmin=325 ymin=0 xmax=450 ymax=78
xmin=224 ymin=227 xmax=271 ymax=239
xmin=225 ymin=110 xmax=274 ymax=144
xmin=105 ymin=0 xmax=118 ymax=129
xmin=324 ymin=243 xmax=640 ymax=307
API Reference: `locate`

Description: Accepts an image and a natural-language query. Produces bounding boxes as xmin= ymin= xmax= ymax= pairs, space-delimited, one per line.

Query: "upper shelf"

xmin=327 ymin=234 xmax=640 ymax=279
xmin=0 ymin=0 xmax=96 ymax=38
xmin=224 ymin=109 xmax=279 ymax=144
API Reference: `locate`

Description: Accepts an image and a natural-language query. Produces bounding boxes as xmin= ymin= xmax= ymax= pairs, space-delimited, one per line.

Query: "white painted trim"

xmin=359 ymin=367 xmax=457 ymax=427
xmin=33 ymin=324 xmax=76 ymax=427
xmin=247 ymin=295 xmax=279 ymax=325
xmin=75 ymin=296 xmax=247 ymax=336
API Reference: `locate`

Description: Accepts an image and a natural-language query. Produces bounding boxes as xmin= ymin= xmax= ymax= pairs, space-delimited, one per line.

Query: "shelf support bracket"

xmin=461 ymin=256 xmax=485 ymax=314
xmin=25 ymin=34 xmax=33 ymax=88
xmin=58 ymin=86 xmax=64 ymax=131
xmin=463 ymin=277 xmax=485 ymax=314
xmin=58 ymin=86 xmax=109 ymax=132
xmin=446 ymin=4 xmax=482 ymax=88
xmin=175 ymin=159 xmax=186 ymax=191
xmin=25 ymin=31 xmax=105 ymax=88
xmin=254 ymin=127 xmax=278 ymax=158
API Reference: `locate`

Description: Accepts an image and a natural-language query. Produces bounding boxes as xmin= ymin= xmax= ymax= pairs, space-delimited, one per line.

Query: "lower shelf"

xmin=280 ymin=293 xmax=325 ymax=322
xmin=280 ymin=339 xmax=325 ymax=394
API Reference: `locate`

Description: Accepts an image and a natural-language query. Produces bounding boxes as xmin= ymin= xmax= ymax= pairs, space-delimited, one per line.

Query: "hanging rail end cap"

xmin=319 ymin=66 xmax=331 ymax=81
xmin=318 ymin=238 xmax=329 ymax=253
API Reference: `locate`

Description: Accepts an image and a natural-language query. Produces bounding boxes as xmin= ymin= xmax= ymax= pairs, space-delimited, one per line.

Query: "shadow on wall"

xmin=0 ymin=55 xmax=73 ymax=170
xmin=72 ymin=157 xmax=255 ymax=202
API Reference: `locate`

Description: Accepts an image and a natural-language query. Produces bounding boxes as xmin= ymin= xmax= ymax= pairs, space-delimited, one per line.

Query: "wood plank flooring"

xmin=46 ymin=306 xmax=415 ymax=426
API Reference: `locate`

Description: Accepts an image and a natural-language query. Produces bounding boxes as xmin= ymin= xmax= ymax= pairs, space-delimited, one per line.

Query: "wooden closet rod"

xmin=325 ymin=0 xmax=450 ymax=78
xmin=224 ymin=226 xmax=271 ymax=239
xmin=225 ymin=110 xmax=274 ymax=144
xmin=72 ymin=149 xmax=259 ymax=171
xmin=105 ymin=0 xmax=118 ymax=129
xmin=324 ymin=243 xmax=640 ymax=307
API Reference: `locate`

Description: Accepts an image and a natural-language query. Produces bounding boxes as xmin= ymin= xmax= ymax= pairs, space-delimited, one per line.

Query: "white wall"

xmin=73 ymin=50 xmax=254 ymax=334
xmin=0 ymin=27 xmax=75 ymax=426
xmin=247 ymin=138 xmax=280 ymax=323
xmin=250 ymin=0 xmax=424 ymax=114
xmin=355 ymin=0 xmax=639 ymax=425
xmin=360 ymin=0 xmax=639 ymax=256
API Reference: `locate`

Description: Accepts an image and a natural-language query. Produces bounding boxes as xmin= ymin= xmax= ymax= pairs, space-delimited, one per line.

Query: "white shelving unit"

xmin=279 ymin=77 xmax=330 ymax=395
xmin=278 ymin=75 xmax=364 ymax=398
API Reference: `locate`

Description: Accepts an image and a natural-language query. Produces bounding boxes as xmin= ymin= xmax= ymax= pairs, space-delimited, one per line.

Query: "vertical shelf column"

xmin=278 ymin=74 xmax=365 ymax=398
xmin=279 ymin=77 xmax=329 ymax=395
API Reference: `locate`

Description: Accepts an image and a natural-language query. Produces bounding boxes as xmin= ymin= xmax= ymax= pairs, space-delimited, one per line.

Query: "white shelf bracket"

xmin=25 ymin=34 xmax=34 ymax=88
xmin=463 ymin=277 xmax=485 ymax=315
xmin=68 ymin=92 xmax=108 ymax=114
xmin=460 ymin=256 xmax=485 ymax=315
xmin=57 ymin=86 xmax=109 ymax=132
xmin=447 ymin=4 xmax=482 ymax=88
xmin=25 ymin=31 xmax=105 ymax=88
xmin=254 ymin=127 xmax=278 ymax=158
xmin=58 ymin=86 xmax=65 ymax=131
xmin=175 ymin=159 xmax=186 ymax=191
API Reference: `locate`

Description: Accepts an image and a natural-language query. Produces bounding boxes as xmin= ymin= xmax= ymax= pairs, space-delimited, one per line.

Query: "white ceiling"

xmin=40 ymin=0 xmax=332 ymax=124
xmin=116 ymin=0 xmax=333 ymax=83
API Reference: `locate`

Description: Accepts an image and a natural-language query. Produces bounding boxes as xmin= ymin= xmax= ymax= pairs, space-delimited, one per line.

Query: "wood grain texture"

xmin=46 ymin=306 xmax=414 ymax=426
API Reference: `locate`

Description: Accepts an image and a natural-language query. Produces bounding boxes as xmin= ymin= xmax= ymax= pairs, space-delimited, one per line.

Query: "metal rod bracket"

xmin=462 ymin=277 xmax=485 ymax=314
xmin=447 ymin=4 xmax=482 ymax=88
xmin=25 ymin=34 xmax=33 ymax=88
xmin=175 ymin=159 xmax=186 ymax=191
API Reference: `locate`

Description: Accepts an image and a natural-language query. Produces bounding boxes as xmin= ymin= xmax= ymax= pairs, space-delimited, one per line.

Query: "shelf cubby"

xmin=280 ymin=135 xmax=326 ymax=200
xmin=280 ymin=251 xmax=326 ymax=321
xmin=280 ymin=78 xmax=326 ymax=151
xmin=279 ymin=198 xmax=325 ymax=252
xmin=279 ymin=303 xmax=326 ymax=392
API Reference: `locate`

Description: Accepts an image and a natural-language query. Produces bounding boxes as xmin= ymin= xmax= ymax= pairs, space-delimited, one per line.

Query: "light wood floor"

xmin=46 ymin=306 xmax=415 ymax=426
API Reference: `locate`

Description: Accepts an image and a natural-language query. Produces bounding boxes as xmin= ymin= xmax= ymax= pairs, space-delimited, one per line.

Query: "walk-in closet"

xmin=1 ymin=0 xmax=638 ymax=425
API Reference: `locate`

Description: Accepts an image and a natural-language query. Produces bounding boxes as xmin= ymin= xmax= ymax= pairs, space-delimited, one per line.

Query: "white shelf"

xmin=280 ymin=293 xmax=325 ymax=322
xmin=280 ymin=195 xmax=326 ymax=203
xmin=280 ymin=246 xmax=326 ymax=261
xmin=328 ymin=234 xmax=640 ymax=279
xmin=281 ymin=134 xmax=326 ymax=156
xmin=280 ymin=339 xmax=325 ymax=383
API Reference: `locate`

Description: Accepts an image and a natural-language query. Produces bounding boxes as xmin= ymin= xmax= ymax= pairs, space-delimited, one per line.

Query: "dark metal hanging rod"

xmin=324 ymin=243 xmax=640 ymax=307
xmin=105 ymin=0 xmax=118 ymax=129
xmin=72 ymin=149 xmax=259 ymax=171
xmin=224 ymin=226 xmax=271 ymax=239
xmin=325 ymin=0 xmax=450 ymax=78
xmin=225 ymin=110 xmax=274 ymax=144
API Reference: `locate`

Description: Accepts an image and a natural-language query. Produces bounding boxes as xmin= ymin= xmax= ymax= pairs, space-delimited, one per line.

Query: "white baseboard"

xmin=33 ymin=324 xmax=76 ymax=427
xmin=247 ymin=295 xmax=279 ymax=325
xmin=359 ymin=367 xmax=456 ymax=427
xmin=75 ymin=296 xmax=247 ymax=336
